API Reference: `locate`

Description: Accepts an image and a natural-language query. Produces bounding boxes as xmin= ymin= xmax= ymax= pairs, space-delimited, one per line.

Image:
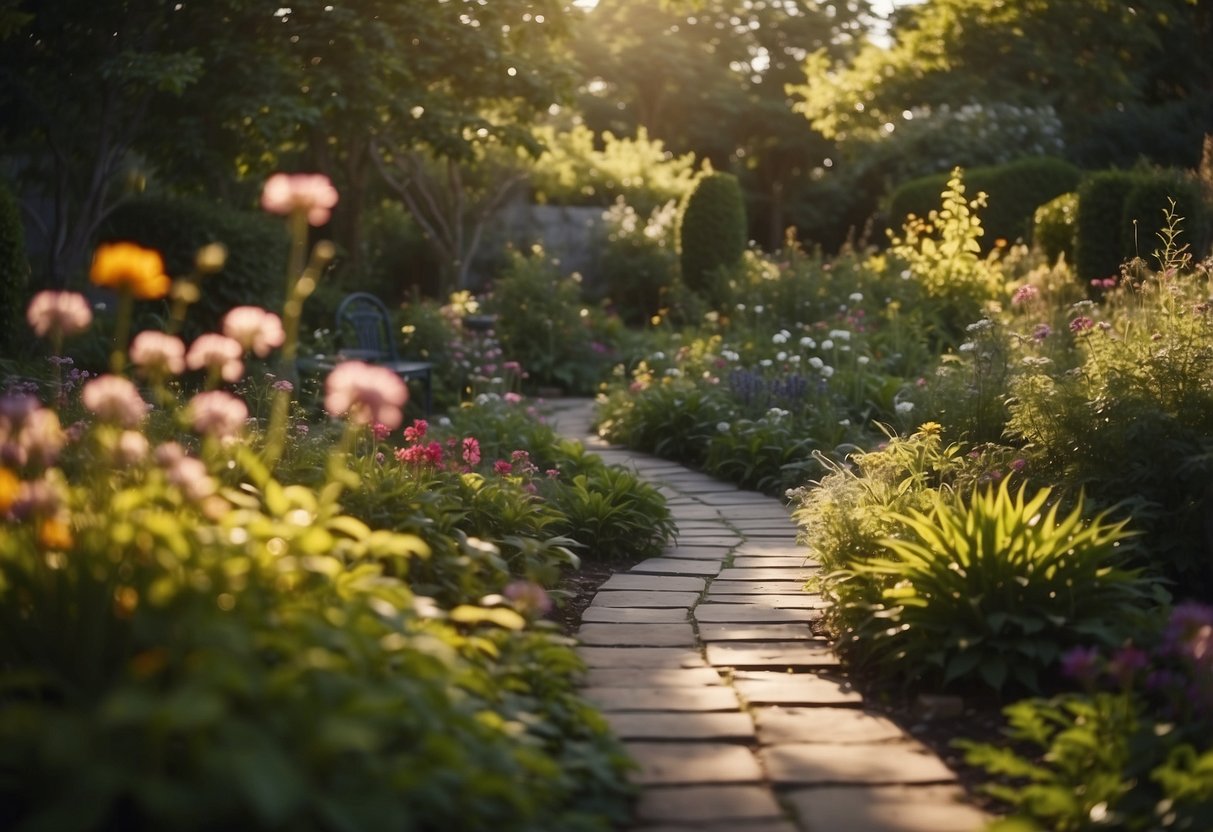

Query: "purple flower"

xmin=1060 ymin=646 xmax=1102 ymax=684
xmin=1031 ymin=323 xmax=1052 ymax=342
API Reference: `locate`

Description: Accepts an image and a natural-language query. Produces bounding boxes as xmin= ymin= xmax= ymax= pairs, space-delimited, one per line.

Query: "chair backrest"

xmin=335 ymin=292 xmax=399 ymax=361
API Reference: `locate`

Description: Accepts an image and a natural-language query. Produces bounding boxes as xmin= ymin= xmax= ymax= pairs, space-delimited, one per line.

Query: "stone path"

xmin=548 ymin=400 xmax=991 ymax=832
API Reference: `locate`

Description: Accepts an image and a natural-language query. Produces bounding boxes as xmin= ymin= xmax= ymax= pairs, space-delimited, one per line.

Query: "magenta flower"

xmin=462 ymin=436 xmax=481 ymax=466
xmin=129 ymin=330 xmax=187 ymax=376
xmin=370 ymin=422 xmax=392 ymax=442
xmin=261 ymin=173 xmax=339 ymax=226
xmin=1069 ymin=316 xmax=1095 ymax=334
xmin=81 ymin=375 xmax=149 ymax=427
xmin=324 ymin=361 xmax=408 ymax=429
xmin=493 ymin=460 xmax=513 ymax=476
xmin=187 ymin=390 xmax=249 ymax=439
xmin=26 ymin=291 xmax=93 ymax=339
xmin=186 ymin=334 xmax=244 ymax=382
xmin=222 ymin=306 xmax=286 ymax=357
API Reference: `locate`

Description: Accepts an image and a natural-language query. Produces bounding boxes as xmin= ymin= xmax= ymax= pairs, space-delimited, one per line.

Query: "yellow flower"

xmin=90 ymin=242 xmax=171 ymax=300
xmin=915 ymin=421 xmax=943 ymax=438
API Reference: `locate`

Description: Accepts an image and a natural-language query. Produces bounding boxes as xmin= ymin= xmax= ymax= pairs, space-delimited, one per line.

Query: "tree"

xmin=791 ymin=0 xmax=1213 ymax=167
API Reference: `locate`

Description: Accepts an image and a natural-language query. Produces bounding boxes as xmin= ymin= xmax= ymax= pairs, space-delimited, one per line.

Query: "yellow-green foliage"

xmin=529 ymin=125 xmax=698 ymax=215
xmin=886 ymin=168 xmax=1002 ymax=339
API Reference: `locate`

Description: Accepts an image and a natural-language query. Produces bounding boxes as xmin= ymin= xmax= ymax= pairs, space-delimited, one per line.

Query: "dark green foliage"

xmin=1075 ymin=170 xmax=1142 ymax=283
xmin=886 ymin=157 xmax=1082 ymax=250
xmin=677 ymin=172 xmax=747 ymax=303
xmin=1074 ymin=168 xmax=1211 ymax=283
xmin=1121 ymin=170 xmax=1211 ymax=268
xmin=0 ymin=179 xmax=29 ymax=356
xmin=100 ymin=195 xmax=289 ymax=337
xmin=1032 ymin=191 xmax=1079 ymax=264
xmin=360 ymin=200 xmax=440 ymax=303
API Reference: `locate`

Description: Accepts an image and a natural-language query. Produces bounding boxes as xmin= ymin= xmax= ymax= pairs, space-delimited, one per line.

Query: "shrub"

xmin=594 ymin=198 xmax=679 ymax=326
xmin=677 ymin=171 xmax=747 ymax=305
xmin=825 ymin=480 xmax=1163 ymax=695
xmin=100 ymin=194 xmax=288 ymax=338
xmin=483 ymin=246 xmax=612 ymax=394
xmin=1074 ymin=169 xmax=1141 ymax=284
xmin=887 ymin=157 xmax=1082 ymax=251
xmin=1032 ymin=191 xmax=1078 ymax=264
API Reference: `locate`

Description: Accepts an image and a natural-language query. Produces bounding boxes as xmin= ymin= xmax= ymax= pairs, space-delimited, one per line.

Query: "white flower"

xmin=776 ymin=351 xmax=788 ymax=361
xmin=959 ymin=342 xmax=976 ymax=353
xmin=849 ymin=292 xmax=864 ymax=303
xmin=858 ymin=355 xmax=871 ymax=366
xmin=799 ymin=336 xmax=816 ymax=349
xmin=820 ymin=365 xmax=835 ymax=378
xmin=772 ymin=332 xmax=788 ymax=345
xmin=754 ymin=305 xmax=765 ymax=314
xmin=788 ymin=355 xmax=801 ymax=364
xmin=651 ymin=351 xmax=665 ymax=360
xmin=717 ymin=422 xmax=731 ymax=433
xmin=966 ymin=318 xmax=993 ymax=333
xmin=821 ymin=339 xmax=834 ymax=350
xmin=895 ymin=401 xmax=915 ymax=415
xmin=828 ymin=329 xmax=851 ymax=341
xmin=759 ymin=359 xmax=773 ymax=367
xmin=664 ymin=368 xmax=682 ymax=377
xmin=900 ymin=269 xmax=912 ymax=280
xmin=808 ymin=356 xmax=824 ymax=369
xmin=838 ymin=419 xmax=850 ymax=427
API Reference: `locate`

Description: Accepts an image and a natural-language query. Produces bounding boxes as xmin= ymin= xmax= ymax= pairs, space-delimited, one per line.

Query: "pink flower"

xmin=504 ymin=392 xmax=522 ymax=405
xmin=403 ymin=419 xmax=428 ymax=443
xmin=324 ymin=361 xmax=408 ymax=429
xmin=26 ymin=291 xmax=93 ymax=338
xmin=462 ymin=436 xmax=481 ymax=466
xmin=1011 ymin=285 xmax=1039 ymax=306
xmin=188 ymin=390 xmax=249 ymax=439
xmin=81 ymin=375 xmax=149 ymax=427
xmin=115 ymin=430 xmax=149 ymax=466
xmin=371 ymin=422 xmax=392 ymax=442
xmin=222 ymin=306 xmax=286 ymax=357
xmin=545 ymin=468 xmax=560 ymax=479
xmin=20 ymin=408 xmax=64 ymax=467
xmin=493 ymin=460 xmax=513 ymax=476
xmin=261 ymin=173 xmax=339 ymax=226
xmin=186 ymin=334 xmax=244 ymax=382
xmin=503 ymin=580 xmax=553 ymax=616
xmin=1069 ymin=316 xmax=1095 ymax=333
xmin=130 ymin=330 xmax=187 ymax=376
xmin=156 ymin=442 xmax=216 ymax=502
xmin=424 ymin=441 xmax=443 ymax=465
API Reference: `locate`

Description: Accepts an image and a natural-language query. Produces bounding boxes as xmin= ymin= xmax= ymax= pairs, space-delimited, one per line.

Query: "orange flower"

xmin=0 ymin=467 xmax=18 ymax=514
xmin=90 ymin=242 xmax=171 ymax=300
xmin=37 ymin=516 xmax=74 ymax=551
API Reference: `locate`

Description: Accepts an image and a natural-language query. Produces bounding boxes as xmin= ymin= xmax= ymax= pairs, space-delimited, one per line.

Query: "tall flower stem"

xmin=109 ymin=290 xmax=134 ymax=375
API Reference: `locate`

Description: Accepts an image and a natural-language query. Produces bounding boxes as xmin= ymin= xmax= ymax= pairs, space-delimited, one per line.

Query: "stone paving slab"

xmin=631 ymin=558 xmax=723 ymax=576
xmin=734 ymin=673 xmax=864 ymax=706
xmin=635 ymin=823 xmax=799 ymax=832
xmin=703 ymin=594 xmax=829 ymax=610
xmin=584 ymin=685 xmax=741 ymax=712
xmin=667 ymin=507 xmax=728 ymax=520
xmin=600 ymin=574 xmax=708 ymax=592
xmin=731 ymin=556 xmax=818 ymax=569
xmin=696 ymin=491 xmax=786 ymax=505
xmin=672 ymin=536 xmax=744 ymax=548
xmin=706 ymin=641 xmax=839 ymax=669
xmin=674 ymin=521 xmax=734 ymax=532
xmin=754 ymin=706 xmax=904 ymax=743
xmin=695 ymin=604 xmax=822 ymax=624
xmin=698 ymin=623 xmax=815 ymax=641
xmin=635 ymin=785 xmax=784 ymax=822
xmin=786 ymin=785 xmax=989 ymax=832
xmin=626 ymin=742 xmax=764 ymax=785
xmin=591 ymin=590 xmax=700 ymax=608
xmin=577 ymin=623 xmax=698 ymax=648
xmin=761 ymin=742 xmax=957 ymax=786
xmin=606 ymin=711 xmax=755 ymax=741
xmin=581 ymin=607 xmax=691 ymax=624
xmin=717 ymin=567 xmax=816 ymax=581
xmin=578 ymin=647 xmax=707 ymax=669
xmin=734 ymin=543 xmax=813 ymax=558
xmin=705 ymin=580 xmax=812 ymax=595
xmin=663 ymin=545 xmax=734 ymax=561
xmin=583 ymin=667 xmax=726 ymax=688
